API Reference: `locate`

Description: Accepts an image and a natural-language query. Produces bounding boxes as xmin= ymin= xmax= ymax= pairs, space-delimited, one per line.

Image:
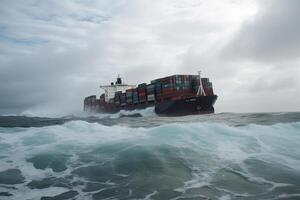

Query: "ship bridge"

xmin=100 ymin=76 xmax=135 ymax=102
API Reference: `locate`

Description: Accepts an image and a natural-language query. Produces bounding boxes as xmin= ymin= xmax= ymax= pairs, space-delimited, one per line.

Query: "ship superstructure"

xmin=100 ymin=75 xmax=135 ymax=102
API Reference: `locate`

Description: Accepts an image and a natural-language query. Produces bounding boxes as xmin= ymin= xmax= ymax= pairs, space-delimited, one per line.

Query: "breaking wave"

xmin=91 ymin=106 xmax=157 ymax=119
xmin=19 ymin=106 xmax=156 ymax=119
xmin=0 ymin=120 xmax=300 ymax=199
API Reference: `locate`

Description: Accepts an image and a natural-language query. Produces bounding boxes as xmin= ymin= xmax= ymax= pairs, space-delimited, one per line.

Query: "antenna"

xmin=196 ymin=70 xmax=206 ymax=96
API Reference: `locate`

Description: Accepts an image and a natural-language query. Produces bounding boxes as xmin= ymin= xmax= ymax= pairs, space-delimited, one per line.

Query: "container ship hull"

xmin=84 ymin=73 xmax=218 ymax=117
xmin=96 ymin=95 xmax=217 ymax=116
xmin=155 ymin=95 xmax=217 ymax=116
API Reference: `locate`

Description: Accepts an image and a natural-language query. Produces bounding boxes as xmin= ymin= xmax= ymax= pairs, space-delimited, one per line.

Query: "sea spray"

xmin=0 ymin=113 xmax=300 ymax=199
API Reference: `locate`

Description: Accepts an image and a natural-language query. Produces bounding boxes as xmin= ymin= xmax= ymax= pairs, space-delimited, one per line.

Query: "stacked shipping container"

xmin=114 ymin=91 xmax=122 ymax=106
xmin=138 ymin=83 xmax=147 ymax=103
xmin=121 ymin=93 xmax=126 ymax=106
xmin=155 ymin=81 xmax=162 ymax=101
xmin=126 ymin=89 xmax=133 ymax=104
xmin=106 ymin=74 xmax=214 ymax=107
xmin=147 ymin=84 xmax=155 ymax=102
xmin=133 ymin=89 xmax=139 ymax=104
xmin=84 ymin=95 xmax=97 ymax=112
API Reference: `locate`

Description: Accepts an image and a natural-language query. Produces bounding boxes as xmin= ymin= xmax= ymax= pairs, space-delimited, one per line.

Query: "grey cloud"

xmin=0 ymin=0 xmax=300 ymax=115
xmin=0 ymin=0 xmax=166 ymax=114
xmin=222 ymin=0 xmax=300 ymax=62
xmin=249 ymin=73 xmax=298 ymax=93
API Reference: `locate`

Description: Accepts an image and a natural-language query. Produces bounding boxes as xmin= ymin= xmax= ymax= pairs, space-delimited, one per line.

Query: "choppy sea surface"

xmin=0 ymin=109 xmax=300 ymax=200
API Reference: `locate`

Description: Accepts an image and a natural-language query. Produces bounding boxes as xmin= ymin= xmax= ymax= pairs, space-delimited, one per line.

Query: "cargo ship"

xmin=84 ymin=72 xmax=217 ymax=116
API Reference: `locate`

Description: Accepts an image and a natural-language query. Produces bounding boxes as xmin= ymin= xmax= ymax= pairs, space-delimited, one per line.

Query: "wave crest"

xmin=1 ymin=121 xmax=300 ymax=199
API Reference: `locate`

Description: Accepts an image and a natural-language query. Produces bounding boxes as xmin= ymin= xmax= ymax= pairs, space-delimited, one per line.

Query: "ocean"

xmin=0 ymin=109 xmax=300 ymax=200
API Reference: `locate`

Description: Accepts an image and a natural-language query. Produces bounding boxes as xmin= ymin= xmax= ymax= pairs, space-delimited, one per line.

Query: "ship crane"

xmin=197 ymin=70 xmax=206 ymax=96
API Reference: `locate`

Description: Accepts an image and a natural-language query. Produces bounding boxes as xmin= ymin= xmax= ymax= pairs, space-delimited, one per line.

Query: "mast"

xmin=197 ymin=70 xmax=206 ymax=96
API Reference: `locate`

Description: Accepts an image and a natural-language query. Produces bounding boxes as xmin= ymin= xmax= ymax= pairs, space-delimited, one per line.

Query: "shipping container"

xmin=86 ymin=95 xmax=97 ymax=110
xmin=120 ymin=93 xmax=126 ymax=106
xmin=133 ymin=90 xmax=139 ymax=104
xmin=138 ymin=83 xmax=147 ymax=103
xmin=155 ymin=81 xmax=162 ymax=98
xmin=99 ymin=94 xmax=105 ymax=105
xmin=139 ymin=99 xmax=146 ymax=103
xmin=206 ymin=82 xmax=214 ymax=96
xmin=162 ymin=87 xmax=173 ymax=93
xmin=125 ymin=89 xmax=133 ymax=104
xmin=138 ymin=86 xmax=146 ymax=92
xmin=126 ymin=89 xmax=133 ymax=95
xmin=114 ymin=92 xmax=121 ymax=105
xmin=108 ymin=98 xmax=114 ymax=104
xmin=96 ymin=99 xmax=100 ymax=109
xmin=147 ymin=94 xmax=155 ymax=102
xmin=146 ymin=84 xmax=155 ymax=94
xmin=138 ymin=90 xmax=146 ymax=94
xmin=138 ymin=83 xmax=147 ymax=88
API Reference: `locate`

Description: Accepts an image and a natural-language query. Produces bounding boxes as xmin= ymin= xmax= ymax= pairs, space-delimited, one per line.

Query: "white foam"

xmin=141 ymin=190 xmax=158 ymax=200
xmin=110 ymin=106 xmax=156 ymax=118
xmin=56 ymin=120 xmax=148 ymax=145
xmin=276 ymin=193 xmax=300 ymax=199
xmin=174 ymin=172 xmax=211 ymax=193
xmin=1 ymin=121 xmax=300 ymax=199
xmin=0 ymin=114 xmax=18 ymax=116
xmin=171 ymin=194 xmax=210 ymax=200
xmin=219 ymin=195 xmax=232 ymax=200
xmin=271 ymin=112 xmax=287 ymax=116
xmin=9 ymin=186 xmax=69 ymax=200
xmin=20 ymin=106 xmax=156 ymax=119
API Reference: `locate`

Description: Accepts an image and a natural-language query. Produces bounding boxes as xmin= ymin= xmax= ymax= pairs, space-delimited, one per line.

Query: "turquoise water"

xmin=0 ymin=111 xmax=300 ymax=200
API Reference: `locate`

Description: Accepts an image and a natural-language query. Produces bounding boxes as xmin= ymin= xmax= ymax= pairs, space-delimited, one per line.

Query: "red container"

xmin=126 ymin=88 xmax=134 ymax=93
xmin=162 ymin=87 xmax=174 ymax=93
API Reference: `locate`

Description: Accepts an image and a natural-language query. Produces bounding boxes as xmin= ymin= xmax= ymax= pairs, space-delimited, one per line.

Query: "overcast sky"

xmin=0 ymin=0 xmax=299 ymax=115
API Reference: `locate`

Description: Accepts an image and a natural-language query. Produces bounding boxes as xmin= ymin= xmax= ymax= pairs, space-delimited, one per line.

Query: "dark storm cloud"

xmin=0 ymin=0 xmax=167 ymax=115
xmin=200 ymin=0 xmax=300 ymax=112
xmin=0 ymin=0 xmax=125 ymax=115
xmin=0 ymin=47 xmax=99 ymax=114
xmin=222 ymin=0 xmax=300 ymax=62
xmin=0 ymin=0 xmax=299 ymax=114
